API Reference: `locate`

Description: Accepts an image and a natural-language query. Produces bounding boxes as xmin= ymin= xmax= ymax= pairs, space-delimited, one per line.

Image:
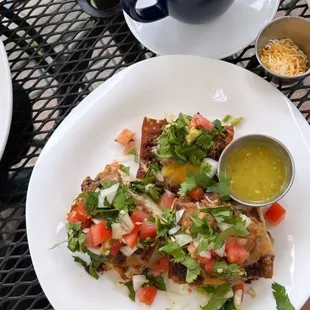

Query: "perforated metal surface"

xmin=0 ymin=0 xmax=309 ymax=309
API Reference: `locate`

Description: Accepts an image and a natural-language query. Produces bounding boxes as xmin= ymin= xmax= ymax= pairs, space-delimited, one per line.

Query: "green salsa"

xmin=225 ymin=144 xmax=286 ymax=202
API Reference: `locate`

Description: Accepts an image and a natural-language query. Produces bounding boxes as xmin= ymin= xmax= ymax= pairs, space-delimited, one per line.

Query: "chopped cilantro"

xmin=156 ymin=113 xmax=217 ymax=166
xmin=100 ymin=180 xmax=114 ymax=189
xmin=159 ymin=240 xmax=186 ymax=262
xmin=213 ymin=260 xmax=244 ymax=278
xmin=196 ymin=132 xmax=213 ymax=150
xmin=127 ymin=148 xmax=138 ymax=163
xmin=85 ymin=191 xmax=99 ymax=215
xmin=66 ymin=222 xmax=85 ymax=253
xmin=214 ymin=222 xmax=249 ymax=249
xmin=206 ymin=172 xmax=231 ymax=201
xmin=119 ymin=164 xmax=130 ymax=175
xmin=159 ymin=240 xmax=201 ymax=283
xmin=75 ymin=192 xmax=88 ymax=200
xmin=73 ymin=256 xmax=87 ymax=268
xmin=201 ymin=162 xmax=212 ymax=174
xmin=122 ymin=280 xmax=135 ymax=301
xmin=213 ymin=119 xmax=224 ymax=134
xmin=112 ymin=186 xmax=135 ymax=212
xmin=182 ymin=256 xmax=201 ymax=283
xmin=210 ymin=206 xmax=233 ymax=223
xmin=178 ymin=176 xmax=197 ymax=196
xmin=146 ymin=273 xmax=167 ymax=291
xmin=272 ymin=282 xmax=295 ymax=310
xmin=200 ymin=283 xmax=233 ymax=310
xmin=84 ymin=248 xmax=106 ymax=279
xmin=220 ymin=298 xmax=236 ymax=310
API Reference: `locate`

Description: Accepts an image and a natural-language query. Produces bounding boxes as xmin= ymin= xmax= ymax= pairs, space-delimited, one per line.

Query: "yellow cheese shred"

xmin=260 ymin=38 xmax=309 ymax=76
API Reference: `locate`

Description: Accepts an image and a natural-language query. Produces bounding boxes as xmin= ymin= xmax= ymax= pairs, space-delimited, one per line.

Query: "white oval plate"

xmin=124 ymin=0 xmax=279 ymax=59
xmin=27 ymin=56 xmax=310 ymax=310
xmin=0 ymin=39 xmax=12 ymax=159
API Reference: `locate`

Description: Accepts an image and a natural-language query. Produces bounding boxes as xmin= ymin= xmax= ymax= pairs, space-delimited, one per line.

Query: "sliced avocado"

xmin=186 ymin=127 xmax=202 ymax=144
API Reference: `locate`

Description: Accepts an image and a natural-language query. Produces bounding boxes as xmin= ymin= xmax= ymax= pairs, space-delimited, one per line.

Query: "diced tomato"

xmin=116 ymin=129 xmax=135 ymax=146
xmin=123 ymin=230 xmax=139 ymax=249
xmin=189 ymin=113 xmax=214 ymax=131
xmin=188 ymin=187 xmax=205 ymax=201
xmin=110 ymin=240 xmax=123 ymax=256
xmin=131 ymin=210 xmax=149 ymax=224
xmin=204 ymin=256 xmax=216 ymax=273
xmin=151 ymin=255 xmax=170 ymax=276
xmin=159 ymin=191 xmax=176 ymax=209
xmin=123 ymin=142 xmax=136 ymax=155
xmin=90 ymin=222 xmax=112 ymax=246
xmin=264 ymin=202 xmax=286 ymax=226
xmin=67 ymin=203 xmax=89 ymax=224
xmin=84 ymin=230 xmax=98 ymax=249
xmin=140 ymin=222 xmax=157 ymax=240
xmin=136 ymin=285 xmax=157 ymax=306
xmin=226 ymin=238 xmax=249 ymax=265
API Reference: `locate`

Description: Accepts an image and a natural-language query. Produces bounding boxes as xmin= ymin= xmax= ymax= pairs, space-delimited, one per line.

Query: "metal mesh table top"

xmin=0 ymin=0 xmax=309 ymax=309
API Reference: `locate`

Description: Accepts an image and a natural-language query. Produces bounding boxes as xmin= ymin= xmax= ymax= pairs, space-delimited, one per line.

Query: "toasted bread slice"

xmin=137 ymin=117 xmax=168 ymax=178
xmin=136 ymin=117 xmax=234 ymax=185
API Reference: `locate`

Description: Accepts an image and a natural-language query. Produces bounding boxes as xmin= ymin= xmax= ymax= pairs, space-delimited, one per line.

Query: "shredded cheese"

xmin=260 ymin=38 xmax=309 ymax=76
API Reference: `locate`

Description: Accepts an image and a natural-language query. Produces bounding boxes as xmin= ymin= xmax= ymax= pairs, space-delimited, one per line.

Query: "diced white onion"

xmin=120 ymin=245 xmax=138 ymax=257
xmin=217 ymin=222 xmax=233 ymax=232
xmin=202 ymin=158 xmax=218 ymax=178
xmin=82 ymin=228 xmax=90 ymax=234
xmin=111 ymin=223 xmax=123 ymax=239
xmin=156 ymin=172 xmax=164 ymax=182
xmin=132 ymin=275 xmax=148 ymax=291
xmin=199 ymin=250 xmax=211 ymax=258
xmin=119 ymin=211 xmax=135 ymax=233
xmin=208 ymin=241 xmax=226 ymax=257
xmin=168 ymin=225 xmax=181 ymax=235
xmin=175 ymin=209 xmax=185 ymax=224
xmin=145 ymin=183 xmax=155 ymax=190
xmin=98 ymin=183 xmax=119 ymax=208
xmin=225 ymin=289 xmax=234 ymax=299
xmin=240 ymin=214 xmax=252 ymax=228
xmin=174 ymin=234 xmax=193 ymax=247
xmin=234 ymin=289 xmax=243 ymax=307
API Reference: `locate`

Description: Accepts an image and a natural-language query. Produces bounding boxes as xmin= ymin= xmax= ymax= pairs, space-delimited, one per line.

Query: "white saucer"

xmin=124 ymin=0 xmax=279 ymax=59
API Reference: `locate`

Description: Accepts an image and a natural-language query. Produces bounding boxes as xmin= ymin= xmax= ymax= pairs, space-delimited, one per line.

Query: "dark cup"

xmin=121 ymin=0 xmax=235 ymax=25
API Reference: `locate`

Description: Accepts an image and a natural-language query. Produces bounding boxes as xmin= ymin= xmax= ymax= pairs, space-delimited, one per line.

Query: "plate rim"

xmin=0 ymin=39 xmax=12 ymax=160
xmin=123 ymin=0 xmax=280 ymax=59
xmin=26 ymin=55 xmax=310 ymax=310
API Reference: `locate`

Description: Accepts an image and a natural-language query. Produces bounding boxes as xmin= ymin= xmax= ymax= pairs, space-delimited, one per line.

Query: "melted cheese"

xmin=162 ymin=161 xmax=200 ymax=184
xmin=260 ymin=38 xmax=309 ymax=76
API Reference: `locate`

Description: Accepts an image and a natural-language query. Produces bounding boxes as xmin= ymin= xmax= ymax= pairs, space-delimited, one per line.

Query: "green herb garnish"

xmin=201 ymin=284 xmax=233 ymax=310
xmin=122 ymin=280 xmax=135 ymax=301
xmin=119 ymin=164 xmax=130 ymax=175
xmin=128 ymin=148 xmax=138 ymax=163
xmin=272 ymin=282 xmax=295 ymax=310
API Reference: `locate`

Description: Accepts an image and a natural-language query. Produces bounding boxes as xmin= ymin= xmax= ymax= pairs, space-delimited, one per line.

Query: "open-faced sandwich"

xmin=64 ymin=113 xmax=293 ymax=310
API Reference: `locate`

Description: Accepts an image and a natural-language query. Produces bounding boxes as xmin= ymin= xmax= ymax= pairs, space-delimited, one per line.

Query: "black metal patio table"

xmin=0 ymin=0 xmax=309 ymax=309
